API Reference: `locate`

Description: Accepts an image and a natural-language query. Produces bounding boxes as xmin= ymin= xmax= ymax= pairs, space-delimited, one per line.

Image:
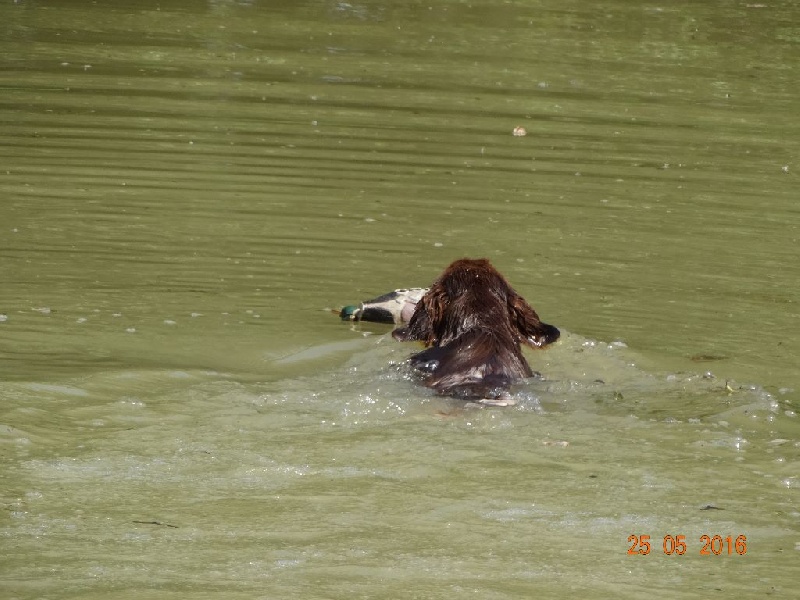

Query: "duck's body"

xmin=339 ymin=288 xmax=428 ymax=324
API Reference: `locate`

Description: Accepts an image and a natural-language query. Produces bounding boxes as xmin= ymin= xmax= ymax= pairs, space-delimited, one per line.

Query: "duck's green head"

xmin=339 ymin=305 xmax=361 ymax=321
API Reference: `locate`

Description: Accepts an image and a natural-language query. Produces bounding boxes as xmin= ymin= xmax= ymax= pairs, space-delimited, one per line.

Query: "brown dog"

xmin=392 ymin=258 xmax=559 ymax=404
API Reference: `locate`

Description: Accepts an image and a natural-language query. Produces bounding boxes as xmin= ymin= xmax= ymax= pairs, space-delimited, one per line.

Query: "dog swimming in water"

xmin=392 ymin=258 xmax=559 ymax=405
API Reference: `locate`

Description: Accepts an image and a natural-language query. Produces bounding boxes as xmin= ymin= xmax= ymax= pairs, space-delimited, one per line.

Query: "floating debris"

xmin=543 ymin=440 xmax=569 ymax=447
xmin=132 ymin=520 xmax=178 ymax=528
xmin=690 ymin=354 xmax=729 ymax=362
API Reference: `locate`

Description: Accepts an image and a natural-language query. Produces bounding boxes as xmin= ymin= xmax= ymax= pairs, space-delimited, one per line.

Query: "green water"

xmin=1 ymin=1 xmax=798 ymax=598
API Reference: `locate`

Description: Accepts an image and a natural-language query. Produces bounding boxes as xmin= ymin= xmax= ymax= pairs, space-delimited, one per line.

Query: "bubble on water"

xmin=76 ymin=317 xmax=87 ymax=324
xmin=0 ymin=314 xmax=7 ymax=322
xmin=125 ymin=327 xmax=136 ymax=333
xmin=163 ymin=319 xmax=177 ymax=326
xmin=117 ymin=397 xmax=145 ymax=407
xmin=274 ymin=559 xmax=304 ymax=569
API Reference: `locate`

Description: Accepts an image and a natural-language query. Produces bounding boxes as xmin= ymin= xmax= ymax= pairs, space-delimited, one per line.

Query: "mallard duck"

xmin=339 ymin=288 xmax=428 ymax=324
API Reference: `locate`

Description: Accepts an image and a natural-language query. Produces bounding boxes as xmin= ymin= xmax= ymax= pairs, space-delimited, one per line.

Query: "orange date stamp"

xmin=628 ymin=534 xmax=747 ymax=556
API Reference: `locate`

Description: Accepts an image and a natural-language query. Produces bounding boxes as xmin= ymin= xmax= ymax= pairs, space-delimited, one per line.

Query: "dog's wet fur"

xmin=392 ymin=258 xmax=559 ymax=403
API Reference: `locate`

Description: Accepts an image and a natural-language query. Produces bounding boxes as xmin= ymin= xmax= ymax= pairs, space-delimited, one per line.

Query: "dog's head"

xmin=392 ymin=258 xmax=560 ymax=349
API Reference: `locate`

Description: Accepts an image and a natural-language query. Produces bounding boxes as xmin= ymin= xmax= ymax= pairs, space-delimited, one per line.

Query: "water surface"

xmin=1 ymin=1 xmax=798 ymax=598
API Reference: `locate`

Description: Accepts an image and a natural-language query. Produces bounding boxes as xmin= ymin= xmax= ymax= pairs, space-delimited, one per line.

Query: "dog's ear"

xmin=509 ymin=294 xmax=560 ymax=348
